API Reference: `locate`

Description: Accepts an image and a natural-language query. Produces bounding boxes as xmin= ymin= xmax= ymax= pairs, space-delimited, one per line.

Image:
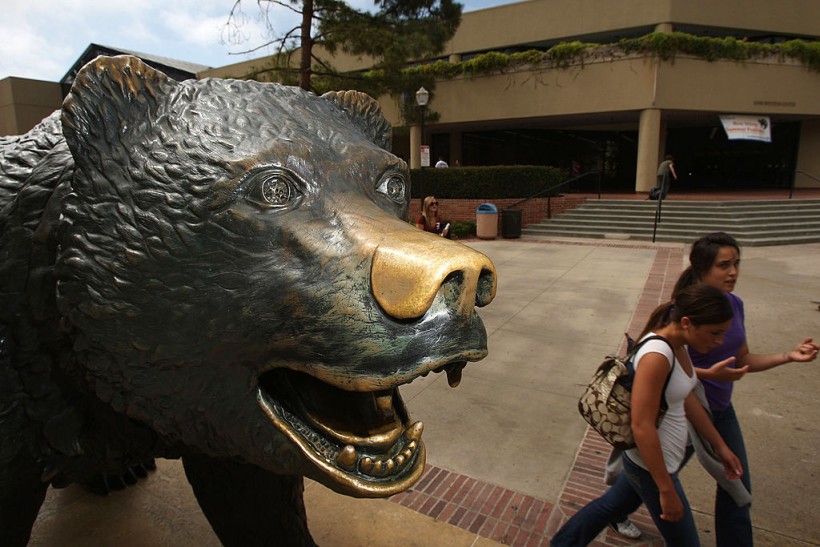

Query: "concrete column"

xmin=448 ymin=53 xmax=462 ymax=63
xmin=796 ymin=120 xmax=820 ymax=188
xmin=635 ymin=108 xmax=662 ymax=192
xmin=655 ymin=22 xmax=673 ymax=33
xmin=410 ymin=124 xmax=421 ymax=169
xmin=658 ymin=117 xmax=668 ymax=164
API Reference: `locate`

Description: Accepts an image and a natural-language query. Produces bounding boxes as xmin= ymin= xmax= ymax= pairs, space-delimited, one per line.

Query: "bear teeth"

xmin=270 ymin=399 xmax=422 ymax=480
xmin=336 ymin=422 xmax=423 ymax=478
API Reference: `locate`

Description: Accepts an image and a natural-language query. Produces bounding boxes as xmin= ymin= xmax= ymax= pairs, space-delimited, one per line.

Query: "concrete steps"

xmin=521 ymin=198 xmax=820 ymax=246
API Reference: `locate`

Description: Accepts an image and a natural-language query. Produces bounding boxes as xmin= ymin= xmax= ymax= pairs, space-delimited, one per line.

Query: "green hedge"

xmin=410 ymin=165 xmax=565 ymax=199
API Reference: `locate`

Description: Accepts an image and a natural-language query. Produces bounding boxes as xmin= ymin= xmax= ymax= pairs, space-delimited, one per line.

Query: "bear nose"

xmin=371 ymin=233 xmax=497 ymax=320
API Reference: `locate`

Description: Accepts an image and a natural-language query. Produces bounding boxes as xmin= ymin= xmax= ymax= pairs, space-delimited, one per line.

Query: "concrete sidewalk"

xmin=29 ymin=238 xmax=820 ymax=546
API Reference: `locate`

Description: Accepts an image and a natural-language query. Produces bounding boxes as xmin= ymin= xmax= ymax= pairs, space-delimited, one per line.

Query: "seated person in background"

xmin=416 ymin=196 xmax=450 ymax=237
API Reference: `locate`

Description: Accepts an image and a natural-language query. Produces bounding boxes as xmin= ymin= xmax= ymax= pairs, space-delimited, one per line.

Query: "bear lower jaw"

xmin=256 ymin=370 xmax=426 ymax=496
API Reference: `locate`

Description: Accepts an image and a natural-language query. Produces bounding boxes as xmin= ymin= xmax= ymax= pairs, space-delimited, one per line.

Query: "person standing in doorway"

xmin=657 ymin=155 xmax=678 ymax=199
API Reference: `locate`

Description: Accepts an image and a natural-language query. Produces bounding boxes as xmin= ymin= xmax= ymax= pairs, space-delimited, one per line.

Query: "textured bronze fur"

xmin=0 ymin=55 xmax=496 ymax=545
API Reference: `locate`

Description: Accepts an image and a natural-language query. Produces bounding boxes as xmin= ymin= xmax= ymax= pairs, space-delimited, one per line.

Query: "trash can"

xmin=501 ymin=208 xmax=522 ymax=238
xmin=476 ymin=203 xmax=498 ymax=239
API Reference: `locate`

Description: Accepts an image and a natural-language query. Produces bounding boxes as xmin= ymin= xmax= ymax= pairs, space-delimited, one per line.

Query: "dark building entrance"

xmin=458 ymin=128 xmax=639 ymax=193
xmin=666 ymin=122 xmax=800 ymax=191
xmin=419 ymin=121 xmax=800 ymax=194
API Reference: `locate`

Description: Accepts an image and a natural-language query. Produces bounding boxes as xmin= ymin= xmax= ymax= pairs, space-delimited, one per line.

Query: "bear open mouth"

xmin=256 ymin=364 xmax=465 ymax=496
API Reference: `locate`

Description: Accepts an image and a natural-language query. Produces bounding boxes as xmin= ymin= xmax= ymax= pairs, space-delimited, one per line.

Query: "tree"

xmin=223 ymin=0 xmax=462 ymax=100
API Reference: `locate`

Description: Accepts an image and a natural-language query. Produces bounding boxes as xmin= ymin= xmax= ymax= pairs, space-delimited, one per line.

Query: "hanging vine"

xmin=385 ymin=31 xmax=820 ymax=84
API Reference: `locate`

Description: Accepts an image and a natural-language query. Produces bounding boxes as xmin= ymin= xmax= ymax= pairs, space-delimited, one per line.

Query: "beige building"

xmin=1 ymin=44 xmax=207 ymax=139
xmin=4 ymin=0 xmax=819 ymax=192
xmin=0 ymin=77 xmax=63 ymax=136
xmin=206 ymin=0 xmax=820 ymax=192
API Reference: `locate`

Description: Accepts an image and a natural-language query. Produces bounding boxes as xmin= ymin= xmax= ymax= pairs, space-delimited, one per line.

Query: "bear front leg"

xmin=183 ymin=455 xmax=316 ymax=547
xmin=0 ymin=453 xmax=49 ymax=547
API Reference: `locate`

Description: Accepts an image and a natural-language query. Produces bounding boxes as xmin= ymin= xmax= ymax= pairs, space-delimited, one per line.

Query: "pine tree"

xmin=224 ymin=0 xmax=462 ymax=99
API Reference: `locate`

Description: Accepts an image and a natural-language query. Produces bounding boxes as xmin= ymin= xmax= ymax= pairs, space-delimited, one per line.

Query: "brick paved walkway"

xmin=389 ymin=241 xmax=685 ymax=546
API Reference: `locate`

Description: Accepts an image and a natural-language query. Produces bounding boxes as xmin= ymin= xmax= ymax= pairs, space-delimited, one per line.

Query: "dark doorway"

xmin=460 ymin=128 xmax=638 ymax=192
xmin=667 ymin=122 xmax=800 ymax=190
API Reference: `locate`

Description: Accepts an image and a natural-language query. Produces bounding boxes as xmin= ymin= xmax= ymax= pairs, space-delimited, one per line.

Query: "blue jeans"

xmin=551 ymin=454 xmax=700 ymax=547
xmin=711 ymin=404 xmax=753 ymax=547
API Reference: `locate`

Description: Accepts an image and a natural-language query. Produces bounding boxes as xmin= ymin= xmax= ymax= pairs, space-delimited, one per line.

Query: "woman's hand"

xmin=716 ymin=445 xmax=744 ymax=480
xmin=697 ymin=356 xmax=749 ymax=382
xmin=660 ymin=489 xmax=684 ymax=521
xmin=787 ymin=338 xmax=819 ymax=363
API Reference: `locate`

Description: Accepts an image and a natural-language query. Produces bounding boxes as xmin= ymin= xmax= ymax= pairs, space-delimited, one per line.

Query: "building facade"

xmin=387 ymin=0 xmax=820 ymax=192
xmin=202 ymin=0 xmax=820 ymax=193
xmin=4 ymin=0 xmax=820 ymax=193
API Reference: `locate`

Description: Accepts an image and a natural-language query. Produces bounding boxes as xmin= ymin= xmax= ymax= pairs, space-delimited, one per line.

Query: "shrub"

xmin=410 ymin=165 xmax=565 ymax=199
xmin=450 ymin=221 xmax=476 ymax=239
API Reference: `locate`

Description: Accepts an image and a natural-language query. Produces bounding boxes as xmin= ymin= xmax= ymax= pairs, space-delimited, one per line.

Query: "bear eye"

xmin=376 ymin=173 xmax=406 ymax=204
xmin=245 ymin=169 xmax=302 ymax=209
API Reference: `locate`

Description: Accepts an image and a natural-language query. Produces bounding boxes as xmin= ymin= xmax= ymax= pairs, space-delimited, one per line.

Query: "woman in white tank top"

xmin=552 ymin=284 xmax=744 ymax=547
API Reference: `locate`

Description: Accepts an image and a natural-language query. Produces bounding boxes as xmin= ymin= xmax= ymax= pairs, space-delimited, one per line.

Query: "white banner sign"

xmin=719 ymin=115 xmax=771 ymax=142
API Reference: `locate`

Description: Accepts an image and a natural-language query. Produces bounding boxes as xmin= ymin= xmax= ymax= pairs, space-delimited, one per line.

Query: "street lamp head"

xmin=415 ymin=86 xmax=429 ymax=107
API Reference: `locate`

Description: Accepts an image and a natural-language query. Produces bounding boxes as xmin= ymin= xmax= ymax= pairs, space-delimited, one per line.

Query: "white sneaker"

xmin=609 ymin=518 xmax=642 ymax=539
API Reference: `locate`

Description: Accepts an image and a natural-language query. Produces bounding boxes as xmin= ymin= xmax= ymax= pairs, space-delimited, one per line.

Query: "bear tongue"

xmin=274 ymin=370 xmax=405 ymax=450
xmin=446 ymin=367 xmax=462 ymax=387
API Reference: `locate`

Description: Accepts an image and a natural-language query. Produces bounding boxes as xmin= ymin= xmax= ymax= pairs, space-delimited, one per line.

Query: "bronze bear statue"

xmin=0 ymin=55 xmax=496 ymax=546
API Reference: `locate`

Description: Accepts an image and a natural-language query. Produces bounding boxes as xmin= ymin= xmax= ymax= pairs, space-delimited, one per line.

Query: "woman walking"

xmin=551 ymin=284 xmax=743 ymax=547
xmin=610 ymin=232 xmax=818 ymax=545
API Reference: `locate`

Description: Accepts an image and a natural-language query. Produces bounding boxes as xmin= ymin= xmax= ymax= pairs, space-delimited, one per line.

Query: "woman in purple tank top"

xmin=612 ymin=232 xmax=818 ymax=546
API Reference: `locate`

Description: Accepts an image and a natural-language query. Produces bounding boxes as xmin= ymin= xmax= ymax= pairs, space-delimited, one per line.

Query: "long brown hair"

xmin=421 ymin=196 xmax=438 ymax=227
xmin=639 ymin=284 xmax=733 ymax=339
xmin=672 ymin=232 xmax=740 ymax=297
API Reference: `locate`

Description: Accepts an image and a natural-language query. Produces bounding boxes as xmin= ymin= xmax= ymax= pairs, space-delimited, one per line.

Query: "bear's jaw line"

xmin=254 ymin=361 xmax=467 ymax=495
xmin=257 ymin=385 xmax=425 ymax=495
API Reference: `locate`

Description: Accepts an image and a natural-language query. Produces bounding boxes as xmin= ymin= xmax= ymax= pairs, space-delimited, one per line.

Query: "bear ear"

xmin=61 ymin=55 xmax=172 ymax=163
xmin=321 ymin=90 xmax=393 ymax=151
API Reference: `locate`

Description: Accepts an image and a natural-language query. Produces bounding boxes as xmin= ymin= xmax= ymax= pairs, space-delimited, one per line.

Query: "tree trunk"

xmin=299 ymin=0 xmax=314 ymax=90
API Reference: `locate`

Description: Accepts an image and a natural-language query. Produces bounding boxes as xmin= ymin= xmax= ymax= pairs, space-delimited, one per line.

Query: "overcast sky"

xmin=1 ymin=0 xmax=520 ymax=82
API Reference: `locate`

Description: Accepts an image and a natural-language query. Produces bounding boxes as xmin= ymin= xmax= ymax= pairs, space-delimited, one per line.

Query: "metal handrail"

xmin=506 ymin=170 xmax=602 ymax=219
xmin=651 ymin=173 xmax=670 ymax=243
xmin=793 ymin=170 xmax=820 ymax=199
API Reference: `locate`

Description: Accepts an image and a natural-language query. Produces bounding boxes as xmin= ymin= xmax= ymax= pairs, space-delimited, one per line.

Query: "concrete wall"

xmin=449 ymin=0 xmax=817 ymax=56
xmin=382 ymin=54 xmax=657 ymax=125
xmin=655 ymin=57 xmax=819 ymax=115
xmin=0 ymin=77 xmax=62 ymax=136
xmin=796 ymin=120 xmax=820 ymax=188
xmin=379 ymin=52 xmax=820 ymax=127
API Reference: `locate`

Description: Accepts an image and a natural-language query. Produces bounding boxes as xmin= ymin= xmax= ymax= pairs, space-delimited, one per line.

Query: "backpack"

xmin=577 ymin=335 xmax=674 ymax=449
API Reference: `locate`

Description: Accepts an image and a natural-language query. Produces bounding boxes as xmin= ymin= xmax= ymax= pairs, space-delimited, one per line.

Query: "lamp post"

xmin=415 ymin=86 xmax=429 ymax=204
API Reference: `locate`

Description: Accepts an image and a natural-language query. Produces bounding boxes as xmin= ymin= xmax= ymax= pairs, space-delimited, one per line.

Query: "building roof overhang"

xmin=60 ymin=43 xmax=211 ymax=88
